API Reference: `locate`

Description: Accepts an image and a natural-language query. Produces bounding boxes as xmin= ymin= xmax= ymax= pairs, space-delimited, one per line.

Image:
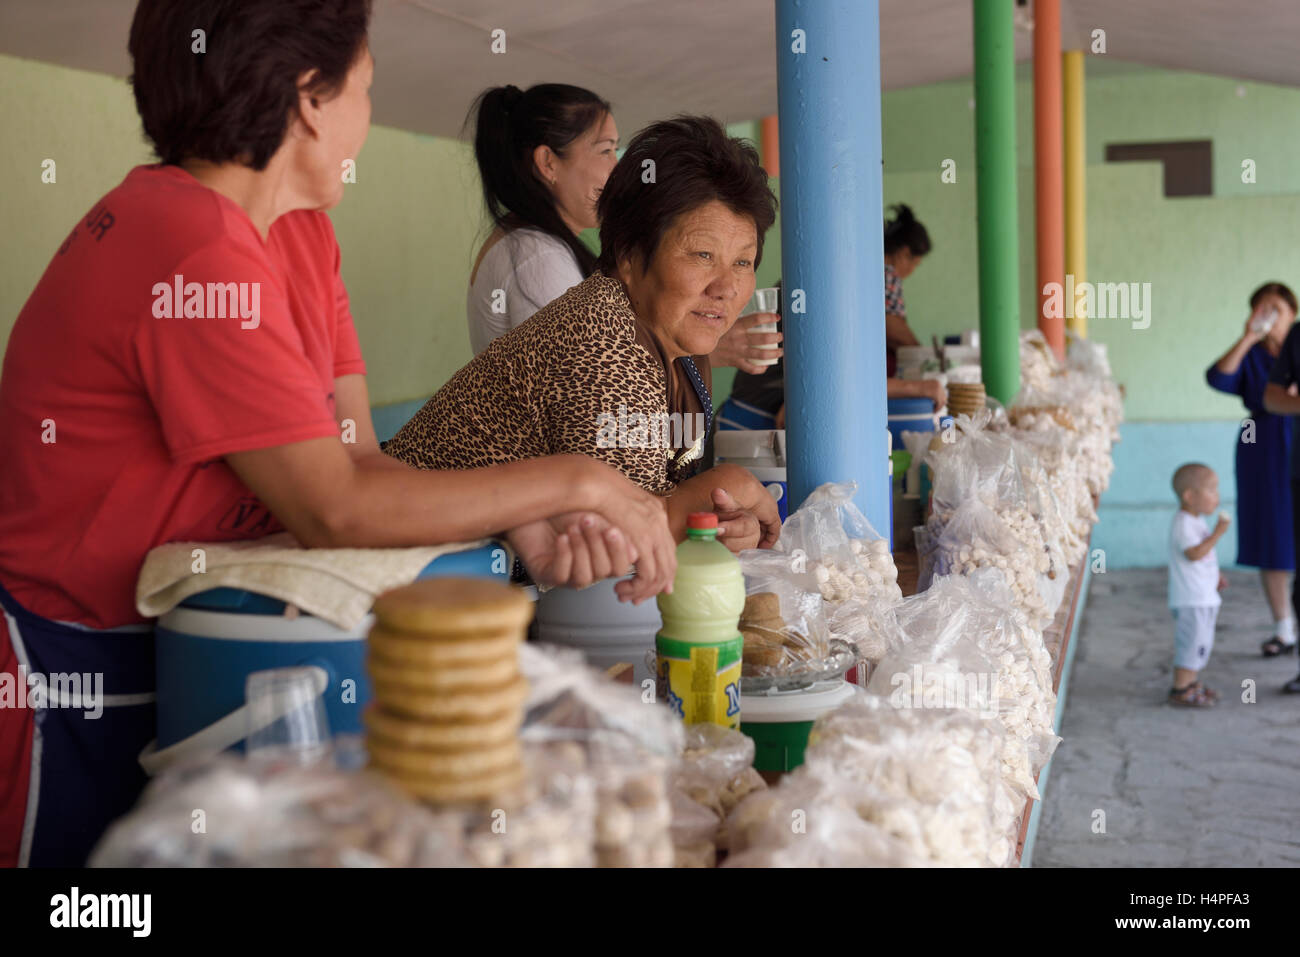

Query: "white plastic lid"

xmin=740 ymin=679 xmax=857 ymax=723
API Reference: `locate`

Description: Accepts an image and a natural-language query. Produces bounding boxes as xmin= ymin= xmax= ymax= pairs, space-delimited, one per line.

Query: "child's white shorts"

xmin=1172 ymin=605 xmax=1219 ymax=671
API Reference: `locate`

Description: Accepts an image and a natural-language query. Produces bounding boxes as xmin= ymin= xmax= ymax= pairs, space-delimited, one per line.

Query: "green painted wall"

xmin=882 ymin=64 xmax=1298 ymax=197
xmin=0 ymin=54 xmax=484 ymax=407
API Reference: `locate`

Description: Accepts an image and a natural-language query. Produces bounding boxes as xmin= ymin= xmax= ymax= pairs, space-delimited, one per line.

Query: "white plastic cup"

xmin=244 ymin=666 xmax=331 ymax=765
xmin=744 ymin=287 xmax=781 ymax=367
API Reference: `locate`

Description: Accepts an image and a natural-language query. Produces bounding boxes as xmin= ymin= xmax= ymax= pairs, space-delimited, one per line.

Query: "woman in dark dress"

xmin=1206 ymin=282 xmax=1297 ymax=656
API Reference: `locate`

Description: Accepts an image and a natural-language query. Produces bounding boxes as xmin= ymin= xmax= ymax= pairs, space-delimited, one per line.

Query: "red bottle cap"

xmin=687 ymin=512 xmax=719 ymax=530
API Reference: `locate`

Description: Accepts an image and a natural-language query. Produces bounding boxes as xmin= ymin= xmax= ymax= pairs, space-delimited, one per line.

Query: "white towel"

xmin=136 ymin=532 xmax=499 ymax=630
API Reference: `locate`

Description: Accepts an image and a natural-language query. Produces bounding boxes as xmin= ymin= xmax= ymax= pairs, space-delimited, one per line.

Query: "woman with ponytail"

xmin=882 ymin=203 xmax=931 ymax=376
xmin=463 ymin=86 xmax=784 ymax=372
xmin=466 ymin=83 xmax=618 ymax=353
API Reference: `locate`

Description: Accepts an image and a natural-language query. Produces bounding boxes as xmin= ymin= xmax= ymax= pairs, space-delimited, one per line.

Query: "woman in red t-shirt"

xmin=0 ymin=0 xmax=700 ymax=867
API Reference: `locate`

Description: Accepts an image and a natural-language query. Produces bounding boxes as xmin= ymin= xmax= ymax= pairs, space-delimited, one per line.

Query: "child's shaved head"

xmin=1173 ymin=463 xmax=1215 ymax=500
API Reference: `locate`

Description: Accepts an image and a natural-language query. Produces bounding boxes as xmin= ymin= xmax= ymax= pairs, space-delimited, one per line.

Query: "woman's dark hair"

xmin=883 ymin=203 xmax=932 ymax=256
xmin=1250 ymin=281 xmax=1297 ymax=315
xmin=129 ymin=0 xmax=372 ymax=171
xmin=469 ymin=83 xmax=610 ymax=276
xmin=595 ymin=116 xmax=777 ymax=275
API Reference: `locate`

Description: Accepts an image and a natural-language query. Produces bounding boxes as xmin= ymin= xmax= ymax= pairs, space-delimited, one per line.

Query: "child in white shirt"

xmin=1168 ymin=463 xmax=1230 ymax=707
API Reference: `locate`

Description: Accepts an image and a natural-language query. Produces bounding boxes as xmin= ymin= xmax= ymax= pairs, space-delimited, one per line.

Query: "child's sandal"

xmin=1168 ymin=684 xmax=1215 ymax=708
xmin=1189 ymin=681 xmax=1220 ymax=702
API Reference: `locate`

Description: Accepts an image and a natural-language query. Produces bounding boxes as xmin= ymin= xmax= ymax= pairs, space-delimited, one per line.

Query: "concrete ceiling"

xmin=2 ymin=0 xmax=1298 ymax=140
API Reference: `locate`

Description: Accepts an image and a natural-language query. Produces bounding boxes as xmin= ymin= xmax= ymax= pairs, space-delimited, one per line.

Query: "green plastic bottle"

xmin=655 ymin=512 xmax=747 ymax=729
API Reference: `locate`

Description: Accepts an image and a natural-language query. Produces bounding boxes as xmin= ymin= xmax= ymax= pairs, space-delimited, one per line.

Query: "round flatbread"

xmin=367 ymin=654 xmax=519 ymax=692
xmin=372 ymin=674 xmax=529 ymax=720
xmin=742 ymin=592 xmax=781 ymax=621
xmin=367 ymin=737 xmax=521 ymax=778
xmin=364 ymin=705 xmax=523 ymax=749
xmin=378 ymin=761 xmax=527 ymax=805
xmin=372 ymin=578 xmax=533 ymax=636
xmin=367 ymin=626 xmax=521 ymax=666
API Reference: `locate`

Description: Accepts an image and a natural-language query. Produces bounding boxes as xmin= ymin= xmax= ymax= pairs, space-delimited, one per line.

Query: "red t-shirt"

xmin=0 ymin=164 xmax=366 ymax=628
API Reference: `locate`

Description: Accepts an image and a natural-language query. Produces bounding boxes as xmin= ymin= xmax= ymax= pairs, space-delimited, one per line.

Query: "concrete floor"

xmin=1033 ymin=567 xmax=1300 ymax=867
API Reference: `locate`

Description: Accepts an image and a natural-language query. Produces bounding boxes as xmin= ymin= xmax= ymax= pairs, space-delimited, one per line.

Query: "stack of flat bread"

xmin=364 ymin=578 xmax=532 ymax=805
xmin=946 ymin=381 xmax=987 ymax=418
xmin=740 ymin=591 xmax=815 ymax=674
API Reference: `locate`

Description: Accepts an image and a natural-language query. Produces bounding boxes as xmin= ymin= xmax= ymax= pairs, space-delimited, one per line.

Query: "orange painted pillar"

xmin=760 ymin=115 xmax=779 ymax=177
xmin=1033 ymin=0 xmax=1065 ymax=360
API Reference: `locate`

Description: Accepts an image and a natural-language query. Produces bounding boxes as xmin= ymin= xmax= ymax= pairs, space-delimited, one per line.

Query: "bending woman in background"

xmin=387 ymin=116 xmax=782 ymax=550
xmin=1207 ymin=282 xmax=1297 ymax=656
xmin=883 ymin=203 xmax=930 ymax=376
xmin=465 ymin=84 xmax=782 ymax=371
xmin=0 ymin=0 xmax=675 ymax=867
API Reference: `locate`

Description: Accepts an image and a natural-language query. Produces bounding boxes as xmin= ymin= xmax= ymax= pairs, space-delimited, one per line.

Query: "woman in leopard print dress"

xmin=385 ymin=116 xmax=781 ymax=551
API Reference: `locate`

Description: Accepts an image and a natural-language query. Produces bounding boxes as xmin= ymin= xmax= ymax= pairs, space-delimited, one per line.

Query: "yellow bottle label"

xmin=656 ymin=636 xmax=743 ymax=730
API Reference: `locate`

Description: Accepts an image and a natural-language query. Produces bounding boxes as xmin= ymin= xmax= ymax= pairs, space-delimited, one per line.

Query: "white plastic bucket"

xmin=534 ymin=577 xmax=661 ymax=686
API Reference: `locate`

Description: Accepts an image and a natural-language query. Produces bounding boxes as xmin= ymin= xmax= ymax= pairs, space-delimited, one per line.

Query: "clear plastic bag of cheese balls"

xmin=932 ymin=498 xmax=1052 ymax=628
xmin=519 ymin=643 xmax=679 ymax=868
xmin=89 ymin=751 xmax=475 ymax=867
xmin=670 ymin=724 xmax=767 ymax=862
xmin=460 ymin=734 xmax=597 ymax=868
xmin=670 ymin=790 xmax=724 ymax=868
xmin=803 ymin=694 xmax=1021 ymax=866
xmin=773 ymin=481 xmax=904 ymax=605
xmin=735 ymin=550 xmax=832 ymax=675
xmin=867 ymin=570 xmax=1059 ymax=800
xmin=721 ymin=775 xmax=927 ymax=868
xmin=926 ymin=409 xmax=1028 ymax=514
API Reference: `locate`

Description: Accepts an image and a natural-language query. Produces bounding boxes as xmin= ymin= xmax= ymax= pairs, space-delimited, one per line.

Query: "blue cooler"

xmin=146 ymin=542 xmax=508 ymax=771
xmin=886 ymin=396 xmax=937 ymax=449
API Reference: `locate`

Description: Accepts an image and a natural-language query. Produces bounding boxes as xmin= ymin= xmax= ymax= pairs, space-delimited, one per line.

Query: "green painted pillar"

xmin=973 ymin=0 xmax=1020 ymax=404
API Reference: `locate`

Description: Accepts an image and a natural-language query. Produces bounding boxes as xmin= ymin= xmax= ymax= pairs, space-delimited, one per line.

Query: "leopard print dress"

xmin=383 ymin=274 xmax=711 ymax=494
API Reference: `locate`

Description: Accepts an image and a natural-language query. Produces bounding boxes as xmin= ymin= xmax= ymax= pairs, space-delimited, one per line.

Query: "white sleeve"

xmin=509 ymin=238 xmax=584 ymax=323
xmin=1172 ymin=514 xmax=1204 ymax=552
xmin=467 ymin=232 xmax=585 ymax=354
xmin=468 ymin=291 xmax=513 ymax=355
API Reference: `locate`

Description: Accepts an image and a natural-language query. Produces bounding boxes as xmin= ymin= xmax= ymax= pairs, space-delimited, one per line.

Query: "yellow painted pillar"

xmin=1063 ymin=49 xmax=1086 ymax=337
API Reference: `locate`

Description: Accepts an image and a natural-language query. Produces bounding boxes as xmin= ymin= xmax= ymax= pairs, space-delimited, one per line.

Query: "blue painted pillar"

xmin=776 ymin=0 xmax=889 ymax=537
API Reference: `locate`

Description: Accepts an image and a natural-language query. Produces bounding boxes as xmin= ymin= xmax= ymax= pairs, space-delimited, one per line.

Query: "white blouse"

xmin=466 ymin=228 xmax=585 ymax=354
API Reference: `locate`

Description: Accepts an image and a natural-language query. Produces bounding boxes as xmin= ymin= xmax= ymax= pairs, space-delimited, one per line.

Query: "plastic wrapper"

xmin=867 ymin=571 xmax=1060 ymax=800
xmin=722 ymin=775 xmax=929 ymax=868
xmin=670 ymin=724 xmax=767 ymax=865
xmin=925 ymin=410 xmax=1028 ymax=515
xmin=724 ymin=694 xmax=1020 ymax=867
xmin=1019 ymin=329 xmax=1062 ymax=392
xmin=920 ymin=496 xmax=1060 ymax=631
xmin=803 ymin=694 xmax=1022 ymax=866
xmin=89 ymin=751 xmax=477 ymax=867
xmin=520 ymin=643 xmax=678 ymax=867
xmin=1010 ymin=338 xmax=1122 ymax=500
xmin=750 ymin=481 xmax=902 ymax=668
xmin=456 ymin=736 xmax=598 ymax=868
xmin=670 ymin=791 xmax=722 ymax=868
xmin=674 ymin=724 xmax=766 ymax=821
xmin=825 ymin=597 xmax=905 ymax=673
xmin=771 ymin=481 xmax=903 ymax=604
xmin=736 ymin=552 xmax=832 ymax=675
